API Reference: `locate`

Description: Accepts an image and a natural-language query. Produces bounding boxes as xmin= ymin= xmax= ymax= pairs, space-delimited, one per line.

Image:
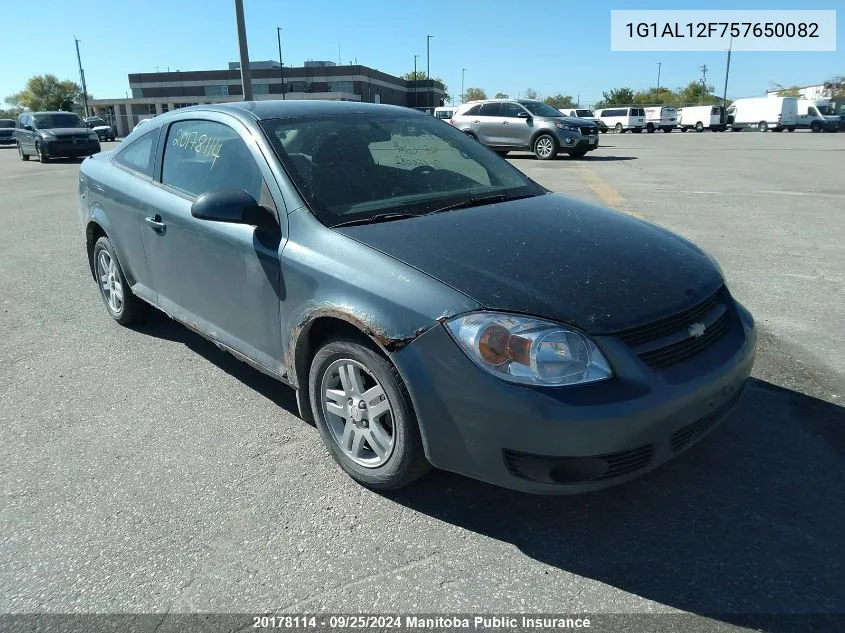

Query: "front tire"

xmin=17 ymin=143 xmax=29 ymax=161
xmin=810 ymin=121 xmax=822 ymax=133
xmin=695 ymin=122 xmax=704 ymax=132
xmin=758 ymin=121 xmax=768 ymax=132
xmin=614 ymin=123 xmax=623 ymax=134
xmin=309 ymin=338 xmax=430 ymax=490
xmin=35 ymin=142 xmax=48 ymax=163
xmin=93 ymin=236 xmax=147 ymax=326
xmin=533 ymin=134 xmax=558 ymax=160
xmin=646 ymin=123 xmax=655 ymax=133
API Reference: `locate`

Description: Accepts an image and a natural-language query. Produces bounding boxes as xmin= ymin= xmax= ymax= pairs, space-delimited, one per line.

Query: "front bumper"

xmin=42 ymin=139 xmax=101 ymax=157
xmin=392 ymin=299 xmax=756 ymax=494
xmin=555 ymin=130 xmax=599 ymax=152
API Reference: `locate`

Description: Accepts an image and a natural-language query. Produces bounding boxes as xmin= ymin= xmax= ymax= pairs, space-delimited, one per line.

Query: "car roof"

xmin=190 ymin=100 xmax=427 ymax=121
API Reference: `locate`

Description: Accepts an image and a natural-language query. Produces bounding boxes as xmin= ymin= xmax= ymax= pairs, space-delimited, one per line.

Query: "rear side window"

xmin=114 ymin=129 xmax=158 ymax=178
xmin=478 ymin=103 xmax=501 ymax=116
xmin=462 ymin=104 xmax=481 ymax=116
xmin=161 ymin=119 xmax=263 ymax=201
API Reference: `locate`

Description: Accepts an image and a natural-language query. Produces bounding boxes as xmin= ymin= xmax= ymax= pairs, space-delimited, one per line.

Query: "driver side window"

xmin=500 ymin=103 xmax=526 ymax=118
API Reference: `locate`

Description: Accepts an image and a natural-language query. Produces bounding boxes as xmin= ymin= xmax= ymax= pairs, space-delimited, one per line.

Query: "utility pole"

xmin=426 ymin=35 xmax=433 ymax=108
xmin=276 ymin=27 xmax=285 ymax=99
xmin=722 ymin=37 xmax=733 ymax=123
xmin=74 ymin=38 xmax=89 ymax=117
xmin=461 ymin=68 xmax=466 ymax=104
xmin=656 ymin=61 xmax=662 ymax=97
xmin=234 ymin=0 xmax=253 ymax=101
xmin=700 ymin=64 xmax=709 ymax=87
xmin=413 ymin=54 xmax=419 ymax=108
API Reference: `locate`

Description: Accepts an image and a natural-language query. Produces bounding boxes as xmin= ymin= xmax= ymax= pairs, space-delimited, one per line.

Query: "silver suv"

xmin=451 ymin=99 xmax=599 ymax=160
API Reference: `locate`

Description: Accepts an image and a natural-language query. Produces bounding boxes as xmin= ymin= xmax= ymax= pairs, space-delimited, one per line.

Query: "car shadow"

xmin=134 ymin=312 xmax=299 ymax=417
xmin=507 ymin=153 xmax=637 ymax=162
xmin=386 ymin=378 xmax=845 ymax=632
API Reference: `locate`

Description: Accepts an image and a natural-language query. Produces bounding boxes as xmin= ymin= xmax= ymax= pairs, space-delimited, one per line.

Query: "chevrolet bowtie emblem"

xmin=688 ymin=322 xmax=706 ymax=338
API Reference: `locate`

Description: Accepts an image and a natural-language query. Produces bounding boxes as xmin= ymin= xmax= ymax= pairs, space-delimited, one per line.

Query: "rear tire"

xmin=646 ymin=123 xmax=655 ymax=133
xmin=810 ymin=121 xmax=822 ymax=133
xmin=695 ymin=121 xmax=704 ymax=132
xmin=533 ymin=134 xmax=558 ymax=160
xmin=308 ymin=337 xmax=431 ymax=491
xmin=614 ymin=123 xmax=623 ymax=134
xmin=787 ymin=127 xmax=795 ymax=132
xmin=757 ymin=121 xmax=768 ymax=132
xmin=17 ymin=143 xmax=29 ymax=161
xmin=92 ymin=236 xmax=147 ymax=326
xmin=632 ymin=128 xmax=643 ymax=134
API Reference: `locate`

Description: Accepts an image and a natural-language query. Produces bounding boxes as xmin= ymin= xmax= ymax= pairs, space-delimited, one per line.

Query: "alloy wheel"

xmin=320 ymin=359 xmax=395 ymax=468
xmin=97 ymin=249 xmax=123 ymax=314
xmin=535 ymin=136 xmax=554 ymax=159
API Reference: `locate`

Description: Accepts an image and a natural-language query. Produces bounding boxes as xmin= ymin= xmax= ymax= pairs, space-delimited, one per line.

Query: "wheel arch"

xmin=85 ymin=220 xmax=109 ymax=280
xmin=529 ymin=128 xmax=557 ymax=149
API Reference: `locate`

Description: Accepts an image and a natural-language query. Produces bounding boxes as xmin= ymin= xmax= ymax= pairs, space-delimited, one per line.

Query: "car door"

xmin=475 ymin=102 xmax=505 ymax=145
xmin=18 ymin=114 xmax=33 ymax=151
xmin=499 ymin=102 xmax=533 ymax=148
xmin=142 ymin=114 xmax=285 ymax=374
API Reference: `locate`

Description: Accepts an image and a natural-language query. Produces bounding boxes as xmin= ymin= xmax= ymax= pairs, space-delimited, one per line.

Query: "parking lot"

xmin=1 ymin=131 xmax=843 ymax=630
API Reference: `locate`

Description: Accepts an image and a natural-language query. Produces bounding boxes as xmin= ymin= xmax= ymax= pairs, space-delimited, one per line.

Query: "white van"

xmin=560 ymin=108 xmax=608 ymax=132
xmin=595 ymin=107 xmax=646 ymax=133
xmin=677 ymin=105 xmax=726 ymax=132
xmin=794 ymin=99 xmax=840 ymax=132
xmin=433 ymin=106 xmax=457 ymax=123
xmin=725 ymin=97 xmax=798 ymax=132
xmin=643 ymin=106 xmax=678 ymax=133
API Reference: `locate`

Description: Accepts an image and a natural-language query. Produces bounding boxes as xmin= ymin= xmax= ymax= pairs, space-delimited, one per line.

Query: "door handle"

xmin=472 ymin=120 xmax=480 ymax=123
xmin=502 ymin=121 xmax=509 ymax=125
xmin=144 ymin=215 xmax=166 ymax=233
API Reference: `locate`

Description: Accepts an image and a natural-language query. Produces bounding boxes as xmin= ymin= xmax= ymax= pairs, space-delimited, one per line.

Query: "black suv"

xmin=0 ymin=119 xmax=16 ymax=145
xmin=15 ymin=111 xmax=100 ymax=163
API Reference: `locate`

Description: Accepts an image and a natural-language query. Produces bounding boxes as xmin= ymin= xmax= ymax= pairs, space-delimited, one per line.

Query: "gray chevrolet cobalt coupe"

xmin=79 ymin=101 xmax=756 ymax=493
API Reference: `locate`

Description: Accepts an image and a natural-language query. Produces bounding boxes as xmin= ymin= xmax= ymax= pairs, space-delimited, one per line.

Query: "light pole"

xmin=234 ymin=0 xmax=253 ymax=101
xmin=277 ymin=27 xmax=285 ymax=99
xmin=426 ymin=35 xmax=433 ymax=108
xmin=413 ymin=54 xmax=419 ymax=108
xmin=656 ymin=61 xmax=662 ymax=97
xmin=722 ymin=36 xmax=733 ymax=124
xmin=461 ymin=68 xmax=466 ymax=104
xmin=74 ymin=38 xmax=89 ymax=117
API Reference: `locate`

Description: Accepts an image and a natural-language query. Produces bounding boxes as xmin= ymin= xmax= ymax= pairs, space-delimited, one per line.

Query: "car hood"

xmin=336 ymin=194 xmax=723 ymax=334
xmin=42 ymin=128 xmax=91 ymax=137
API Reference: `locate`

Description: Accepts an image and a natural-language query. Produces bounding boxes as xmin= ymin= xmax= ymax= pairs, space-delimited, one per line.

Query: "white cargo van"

xmin=725 ymin=97 xmax=798 ymax=132
xmin=794 ymin=99 xmax=840 ymax=132
xmin=595 ymin=107 xmax=646 ymax=133
xmin=643 ymin=106 xmax=677 ymax=133
xmin=677 ymin=105 xmax=726 ymax=132
xmin=433 ymin=106 xmax=457 ymax=123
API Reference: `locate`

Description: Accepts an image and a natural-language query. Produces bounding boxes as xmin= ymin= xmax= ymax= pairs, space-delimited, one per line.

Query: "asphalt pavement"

xmin=0 ymin=131 xmax=843 ymax=632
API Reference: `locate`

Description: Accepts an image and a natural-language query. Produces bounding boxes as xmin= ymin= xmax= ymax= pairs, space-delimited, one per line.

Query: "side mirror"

xmin=517 ymin=112 xmax=530 ymax=119
xmin=23 ymin=124 xmax=33 ymax=131
xmin=191 ymin=188 xmax=277 ymax=232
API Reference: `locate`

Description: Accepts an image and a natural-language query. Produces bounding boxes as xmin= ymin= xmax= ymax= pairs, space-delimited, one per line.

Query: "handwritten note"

xmin=172 ymin=128 xmax=223 ymax=167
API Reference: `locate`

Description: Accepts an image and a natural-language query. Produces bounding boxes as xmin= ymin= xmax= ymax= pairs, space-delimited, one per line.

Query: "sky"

xmin=1 ymin=0 xmax=842 ymax=109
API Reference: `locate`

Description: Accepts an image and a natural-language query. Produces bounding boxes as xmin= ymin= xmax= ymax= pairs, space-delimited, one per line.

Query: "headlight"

xmin=41 ymin=131 xmax=56 ymax=139
xmin=554 ymin=122 xmax=578 ymax=132
xmin=445 ymin=312 xmax=613 ymax=387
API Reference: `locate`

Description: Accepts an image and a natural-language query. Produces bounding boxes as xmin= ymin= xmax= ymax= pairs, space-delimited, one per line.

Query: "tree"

xmin=543 ymin=93 xmax=576 ymax=109
xmin=773 ymin=84 xmax=801 ymax=97
xmin=524 ymin=88 xmax=538 ymax=99
xmin=823 ymin=76 xmax=845 ymax=98
xmin=464 ymin=87 xmax=487 ymax=101
xmin=6 ymin=74 xmax=91 ymax=113
xmin=494 ymin=92 xmax=509 ymax=99
xmin=401 ymin=71 xmax=451 ymax=102
xmin=0 ymin=107 xmax=22 ymax=119
xmin=632 ymin=87 xmax=675 ymax=105
xmin=676 ymin=81 xmax=718 ymax=105
xmin=593 ymin=87 xmax=635 ymax=109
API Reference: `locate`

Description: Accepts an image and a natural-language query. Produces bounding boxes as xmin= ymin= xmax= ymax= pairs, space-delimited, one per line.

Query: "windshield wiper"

xmin=331 ymin=212 xmax=421 ymax=228
xmin=423 ymin=193 xmax=538 ymax=216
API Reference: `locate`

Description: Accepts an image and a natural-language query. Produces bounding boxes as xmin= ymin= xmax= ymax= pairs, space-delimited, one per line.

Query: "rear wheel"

xmin=308 ymin=338 xmax=431 ymax=490
xmin=35 ymin=142 xmax=48 ymax=163
xmin=17 ymin=143 xmax=29 ymax=161
xmin=533 ymin=134 xmax=558 ymax=160
xmin=757 ymin=121 xmax=768 ymax=132
xmin=810 ymin=121 xmax=822 ymax=133
xmin=661 ymin=126 xmax=673 ymax=133
xmin=93 ymin=236 xmax=147 ymax=326
xmin=614 ymin=123 xmax=623 ymax=134
xmin=695 ymin=121 xmax=704 ymax=132
xmin=787 ymin=127 xmax=795 ymax=132
xmin=646 ymin=123 xmax=655 ymax=133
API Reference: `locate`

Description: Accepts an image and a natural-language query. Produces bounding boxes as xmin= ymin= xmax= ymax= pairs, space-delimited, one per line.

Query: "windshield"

xmin=85 ymin=117 xmax=108 ymax=127
xmin=521 ymin=101 xmax=565 ymax=118
xmin=816 ymin=104 xmax=834 ymax=115
xmin=0 ymin=119 xmax=14 ymax=128
xmin=434 ymin=111 xmax=453 ymax=119
xmin=33 ymin=113 xmax=85 ymax=129
xmin=261 ymin=113 xmax=542 ymax=227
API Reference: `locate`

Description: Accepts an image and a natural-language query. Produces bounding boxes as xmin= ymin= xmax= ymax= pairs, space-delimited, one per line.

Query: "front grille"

xmin=594 ymin=445 xmax=653 ymax=480
xmin=579 ymin=126 xmax=597 ymax=135
xmin=670 ymin=390 xmax=742 ymax=452
xmin=616 ymin=288 xmax=730 ymax=368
